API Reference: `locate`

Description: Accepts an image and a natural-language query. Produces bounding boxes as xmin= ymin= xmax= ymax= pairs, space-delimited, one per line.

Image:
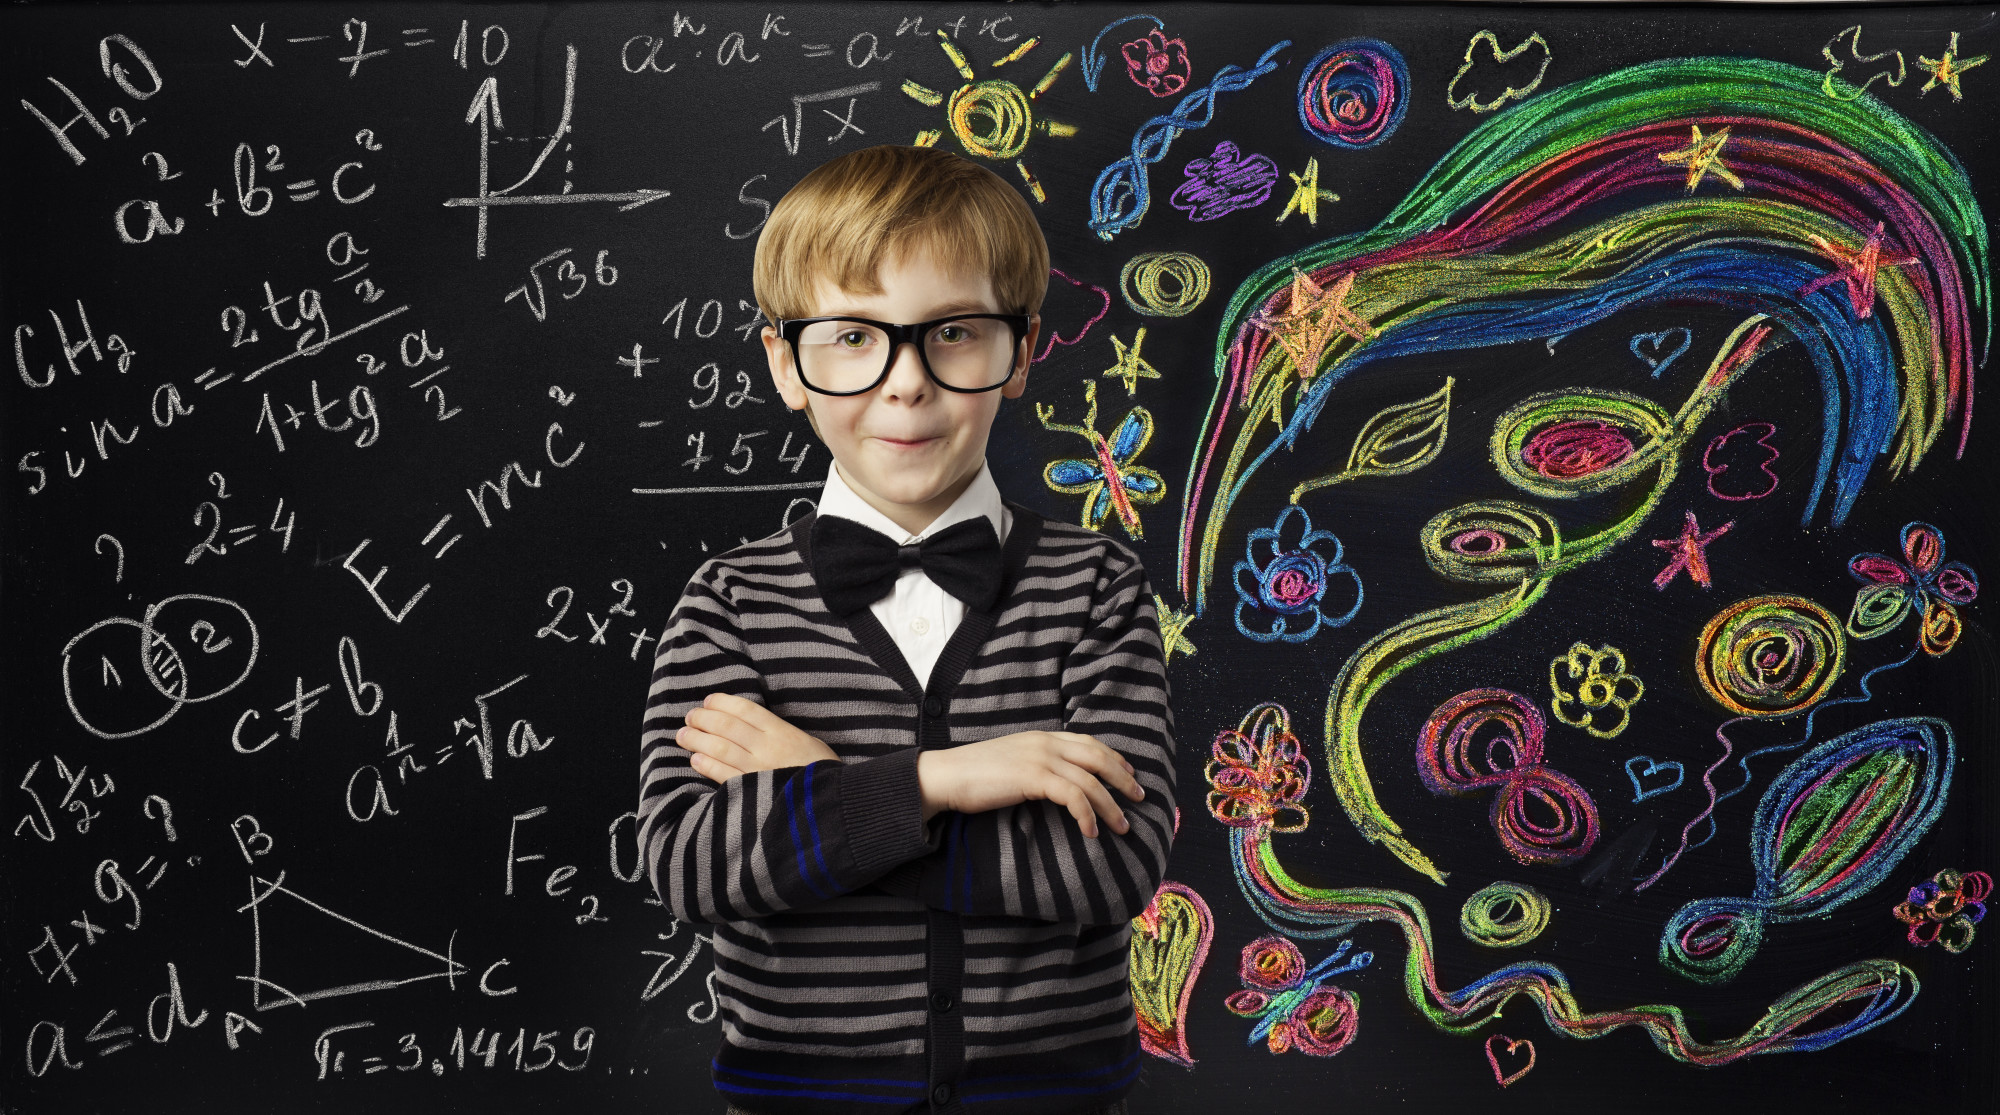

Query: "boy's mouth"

xmin=876 ymin=435 xmax=939 ymax=446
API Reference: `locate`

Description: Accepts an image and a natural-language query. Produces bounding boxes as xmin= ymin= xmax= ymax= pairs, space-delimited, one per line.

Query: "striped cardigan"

xmin=638 ymin=499 xmax=1177 ymax=1114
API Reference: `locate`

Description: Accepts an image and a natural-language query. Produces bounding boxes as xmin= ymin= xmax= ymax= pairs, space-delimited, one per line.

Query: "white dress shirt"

xmin=814 ymin=459 xmax=1013 ymax=689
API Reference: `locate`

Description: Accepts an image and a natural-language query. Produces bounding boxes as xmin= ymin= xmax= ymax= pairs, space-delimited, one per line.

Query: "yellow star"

xmin=1276 ymin=157 xmax=1341 ymax=226
xmin=1251 ymin=268 xmax=1373 ymax=383
xmin=1100 ymin=327 xmax=1161 ymax=395
xmin=1918 ymin=32 xmax=1988 ymax=101
xmin=1657 ymin=124 xmax=1745 ymax=193
xmin=1153 ymin=594 xmax=1197 ymax=662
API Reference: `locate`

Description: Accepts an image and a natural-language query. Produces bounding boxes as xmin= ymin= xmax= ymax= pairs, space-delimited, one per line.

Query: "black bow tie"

xmin=811 ymin=514 xmax=1003 ymax=617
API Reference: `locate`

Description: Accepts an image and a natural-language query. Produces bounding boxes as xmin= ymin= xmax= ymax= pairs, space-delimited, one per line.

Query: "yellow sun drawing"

xmin=902 ymin=31 xmax=1077 ymax=202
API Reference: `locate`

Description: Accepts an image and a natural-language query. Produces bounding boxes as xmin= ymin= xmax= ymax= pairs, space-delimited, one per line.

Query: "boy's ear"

xmin=1002 ymin=314 xmax=1040 ymax=399
xmin=762 ymin=325 xmax=811 ymax=414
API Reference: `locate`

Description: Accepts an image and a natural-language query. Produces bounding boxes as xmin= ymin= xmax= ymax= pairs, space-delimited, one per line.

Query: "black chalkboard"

xmin=5 ymin=2 xmax=1997 ymax=1112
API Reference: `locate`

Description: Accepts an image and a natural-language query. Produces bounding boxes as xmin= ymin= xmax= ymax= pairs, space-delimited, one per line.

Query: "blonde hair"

xmin=753 ymin=145 xmax=1050 ymax=326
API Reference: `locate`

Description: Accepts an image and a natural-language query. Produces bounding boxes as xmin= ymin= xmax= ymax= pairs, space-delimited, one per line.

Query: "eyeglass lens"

xmin=794 ymin=318 xmax=1015 ymax=392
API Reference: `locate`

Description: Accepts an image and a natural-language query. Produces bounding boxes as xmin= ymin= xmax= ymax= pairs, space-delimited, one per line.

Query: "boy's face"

xmin=762 ymin=245 xmax=1040 ymax=537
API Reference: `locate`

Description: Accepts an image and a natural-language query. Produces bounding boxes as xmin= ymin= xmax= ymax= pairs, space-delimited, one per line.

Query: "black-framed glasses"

xmin=776 ymin=314 xmax=1031 ymax=396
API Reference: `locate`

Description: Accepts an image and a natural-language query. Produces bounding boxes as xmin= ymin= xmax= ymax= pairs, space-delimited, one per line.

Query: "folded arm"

xmin=637 ymin=570 xmax=938 ymax=924
xmin=881 ymin=561 xmax=1179 ymax=924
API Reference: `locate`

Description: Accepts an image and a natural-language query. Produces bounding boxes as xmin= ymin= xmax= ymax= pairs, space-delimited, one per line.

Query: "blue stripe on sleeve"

xmin=802 ymin=760 xmax=835 ymax=892
xmin=785 ymin=773 xmax=829 ymax=900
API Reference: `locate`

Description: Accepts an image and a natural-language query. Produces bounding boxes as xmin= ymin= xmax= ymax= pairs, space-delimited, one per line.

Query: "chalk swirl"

xmin=1120 ymin=252 xmax=1212 ymax=317
xmin=1283 ymin=988 xmax=1361 ymax=1056
xmin=1696 ymin=595 xmax=1846 ymax=717
xmin=1296 ymin=39 xmax=1408 ymax=150
xmin=1416 ymin=688 xmax=1600 ymax=865
xmin=1521 ymin=420 xmax=1636 ymax=480
xmin=1461 ymin=882 xmax=1553 ymax=948
xmin=1490 ymin=391 xmax=1673 ymax=499
xmin=1240 ymin=934 xmax=1309 ymax=990
xmin=1420 ymin=501 xmax=1560 ymax=585
xmin=947 ymin=80 xmax=1033 ymax=160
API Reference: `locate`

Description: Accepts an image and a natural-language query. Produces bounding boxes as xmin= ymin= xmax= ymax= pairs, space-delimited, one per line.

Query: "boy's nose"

xmin=880 ymin=338 xmax=931 ymax=400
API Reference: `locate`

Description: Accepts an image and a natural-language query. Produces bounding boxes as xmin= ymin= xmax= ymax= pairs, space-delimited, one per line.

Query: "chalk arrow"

xmin=445 ymin=48 xmax=669 ymax=258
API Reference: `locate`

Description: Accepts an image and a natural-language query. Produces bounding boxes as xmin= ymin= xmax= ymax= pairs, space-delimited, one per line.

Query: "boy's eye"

xmin=836 ymin=330 xmax=872 ymax=348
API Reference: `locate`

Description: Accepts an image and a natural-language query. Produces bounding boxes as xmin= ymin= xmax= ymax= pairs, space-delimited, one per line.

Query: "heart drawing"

xmin=1485 ymin=1033 xmax=1537 ymax=1087
xmin=1629 ymin=328 xmax=1692 ymax=377
xmin=1127 ymin=880 xmax=1215 ymax=1066
xmin=1624 ymin=755 xmax=1686 ymax=802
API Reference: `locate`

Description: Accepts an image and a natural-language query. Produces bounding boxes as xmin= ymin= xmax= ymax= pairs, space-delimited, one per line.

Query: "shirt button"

xmin=930 ymin=990 xmax=954 ymax=1013
xmin=923 ymin=696 xmax=944 ymax=717
xmin=910 ymin=616 xmax=930 ymax=636
xmin=931 ymin=1082 xmax=953 ymax=1105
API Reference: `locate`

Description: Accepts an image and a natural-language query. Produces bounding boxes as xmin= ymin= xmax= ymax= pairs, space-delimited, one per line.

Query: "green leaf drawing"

xmin=1291 ymin=377 xmax=1453 ymax=502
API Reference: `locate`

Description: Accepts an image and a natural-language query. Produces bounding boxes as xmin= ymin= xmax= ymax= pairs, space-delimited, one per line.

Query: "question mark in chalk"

xmin=95 ymin=534 xmax=125 ymax=584
xmin=145 ymin=795 xmax=178 ymax=842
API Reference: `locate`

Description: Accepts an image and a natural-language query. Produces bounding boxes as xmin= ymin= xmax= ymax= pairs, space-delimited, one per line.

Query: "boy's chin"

xmin=848 ymin=460 xmax=977 ymax=507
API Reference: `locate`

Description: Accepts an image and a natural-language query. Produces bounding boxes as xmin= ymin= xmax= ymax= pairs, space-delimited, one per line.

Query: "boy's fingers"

xmin=686 ymin=707 xmax=754 ymax=742
xmin=679 ymin=726 xmax=754 ymax=771
xmin=1053 ymin=732 xmax=1138 ymax=783
xmin=1053 ymin=764 xmax=1127 ymax=836
xmin=1049 ymin=779 xmax=1097 ymax=839
xmin=690 ymin=753 xmax=747 ymax=782
xmin=1064 ymin=740 xmax=1144 ymax=802
xmin=699 ymin=697 xmax=821 ymax=751
xmin=704 ymin=692 xmax=769 ymax=723
xmin=1036 ymin=772 xmax=1094 ymax=838
xmin=1097 ymin=750 xmax=1143 ymax=800
xmin=689 ymin=753 xmax=718 ymax=781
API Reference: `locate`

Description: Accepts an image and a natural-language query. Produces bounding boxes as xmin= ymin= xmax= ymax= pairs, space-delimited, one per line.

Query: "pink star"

xmin=1652 ymin=511 xmax=1733 ymax=589
xmin=1797 ymin=221 xmax=1916 ymax=320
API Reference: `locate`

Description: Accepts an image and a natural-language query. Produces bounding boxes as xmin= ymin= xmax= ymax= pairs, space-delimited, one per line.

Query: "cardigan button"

xmin=931 ymin=1082 xmax=953 ymax=1105
xmin=923 ymin=696 xmax=944 ymax=717
xmin=930 ymin=990 xmax=954 ymax=1013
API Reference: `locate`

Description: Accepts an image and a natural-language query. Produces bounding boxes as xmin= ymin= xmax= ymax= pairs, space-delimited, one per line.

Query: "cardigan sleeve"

xmin=638 ymin=561 xmax=939 ymax=924
xmin=876 ymin=551 xmax=1178 ymax=925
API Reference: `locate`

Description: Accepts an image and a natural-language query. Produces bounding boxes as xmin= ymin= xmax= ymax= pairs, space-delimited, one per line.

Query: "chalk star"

xmin=1153 ymin=594 xmax=1198 ymax=662
xmin=1657 ymin=124 xmax=1744 ymax=193
xmin=1276 ymin=157 xmax=1341 ymax=226
xmin=1252 ymin=268 xmax=1373 ymax=384
xmin=1100 ymin=327 xmax=1162 ymax=395
xmin=1918 ymin=32 xmax=1988 ymax=101
xmin=1799 ymin=221 xmax=1916 ymax=319
xmin=1651 ymin=511 xmax=1734 ymax=589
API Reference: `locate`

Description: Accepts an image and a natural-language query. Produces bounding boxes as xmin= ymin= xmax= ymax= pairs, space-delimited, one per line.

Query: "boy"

xmin=637 ymin=144 xmax=1176 ymax=1115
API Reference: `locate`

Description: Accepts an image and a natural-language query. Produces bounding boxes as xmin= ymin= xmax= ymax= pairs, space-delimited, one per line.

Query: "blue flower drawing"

xmin=1233 ymin=504 xmax=1363 ymax=642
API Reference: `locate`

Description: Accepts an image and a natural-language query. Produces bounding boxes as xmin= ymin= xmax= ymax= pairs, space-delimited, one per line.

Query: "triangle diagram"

xmin=237 ymin=873 xmax=469 ymax=1012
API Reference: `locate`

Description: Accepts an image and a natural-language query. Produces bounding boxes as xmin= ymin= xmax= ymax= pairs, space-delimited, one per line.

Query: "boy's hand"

xmin=679 ymin=693 xmax=840 ymax=781
xmin=917 ymin=732 xmax=1144 ymax=839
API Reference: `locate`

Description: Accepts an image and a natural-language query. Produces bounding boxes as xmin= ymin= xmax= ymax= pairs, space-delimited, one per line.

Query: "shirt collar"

xmin=817 ymin=458 xmax=1006 ymax=545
